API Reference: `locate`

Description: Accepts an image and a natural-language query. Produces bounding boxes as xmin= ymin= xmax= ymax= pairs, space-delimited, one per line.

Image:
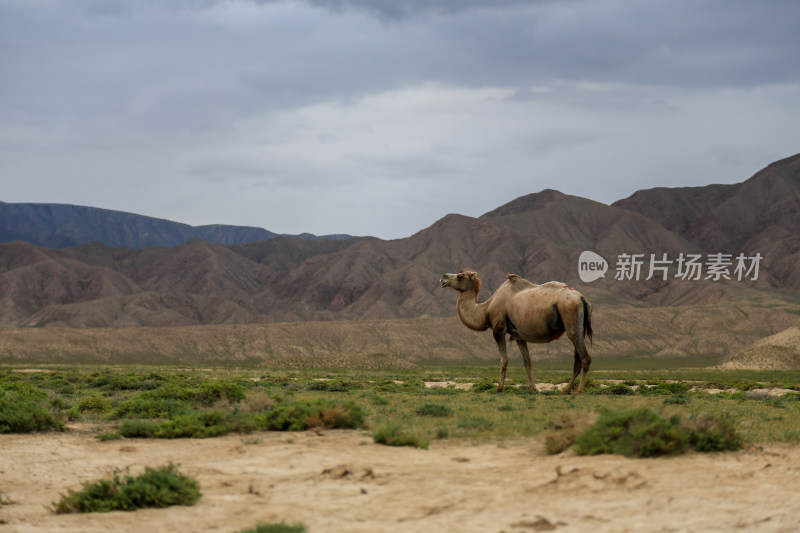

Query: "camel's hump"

xmin=506 ymin=274 xmax=536 ymax=290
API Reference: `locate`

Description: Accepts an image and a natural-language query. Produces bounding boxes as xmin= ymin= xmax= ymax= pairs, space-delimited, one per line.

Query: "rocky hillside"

xmin=718 ymin=327 xmax=800 ymax=370
xmin=0 ymin=154 xmax=798 ymax=328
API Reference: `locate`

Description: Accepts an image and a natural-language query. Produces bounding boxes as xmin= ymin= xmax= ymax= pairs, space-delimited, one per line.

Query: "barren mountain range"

xmin=1 ymin=154 xmax=799 ymax=330
xmin=0 ymin=202 xmax=350 ymax=249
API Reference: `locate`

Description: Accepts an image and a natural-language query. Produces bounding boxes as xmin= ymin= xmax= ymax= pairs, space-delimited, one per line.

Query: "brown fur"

xmin=440 ymin=270 xmax=593 ymax=393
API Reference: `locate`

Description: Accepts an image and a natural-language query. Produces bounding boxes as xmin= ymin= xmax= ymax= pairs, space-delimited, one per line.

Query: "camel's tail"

xmin=581 ymin=296 xmax=593 ymax=344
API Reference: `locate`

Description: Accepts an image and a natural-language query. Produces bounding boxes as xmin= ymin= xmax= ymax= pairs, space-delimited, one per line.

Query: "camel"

xmin=440 ymin=269 xmax=593 ymax=393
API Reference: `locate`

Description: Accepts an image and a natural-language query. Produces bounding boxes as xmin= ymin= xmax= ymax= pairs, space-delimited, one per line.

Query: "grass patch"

xmin=372 ymin=422 xmax=429 ymax=449
xmin=52 ymin=464 xmax=200 ymax=513
xmin=112 ymin=399 xmax=365 ymax=439
xmin=5 ymin=366 xmax=800 ymax=446
xmin=415 ymin=403 xmax=454 ymax=417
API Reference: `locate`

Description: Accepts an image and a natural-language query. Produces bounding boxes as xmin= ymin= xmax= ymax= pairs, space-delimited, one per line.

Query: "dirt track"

xmin=2 ymin=425 xmax=799 ymax=533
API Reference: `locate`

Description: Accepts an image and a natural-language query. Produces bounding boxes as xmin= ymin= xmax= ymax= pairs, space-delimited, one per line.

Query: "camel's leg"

xmin=575 ymin=344 xmax=592 ymax=394
xmin=562 ymin=347 xmax=581 ymax=395
xmin=515 ymin=340 xmax=534 ymax=391
xmin=493 ymin=330 xmax=508 ymax=392
xmin=562 ymin=302 xmax=591 ymax=394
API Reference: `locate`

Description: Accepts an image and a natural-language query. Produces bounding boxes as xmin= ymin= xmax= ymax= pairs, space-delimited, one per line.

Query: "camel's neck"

xmin=456 ymin=283 xmax=491 ymax=332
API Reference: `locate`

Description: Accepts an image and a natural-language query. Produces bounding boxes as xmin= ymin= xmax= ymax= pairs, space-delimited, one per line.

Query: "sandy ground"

xmin=2 ymin=425 xmax=800 ymax=533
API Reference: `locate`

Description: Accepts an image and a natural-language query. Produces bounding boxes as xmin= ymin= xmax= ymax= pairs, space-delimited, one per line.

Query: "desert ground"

xmin=2 ymin=423 xmax=799 ymax=533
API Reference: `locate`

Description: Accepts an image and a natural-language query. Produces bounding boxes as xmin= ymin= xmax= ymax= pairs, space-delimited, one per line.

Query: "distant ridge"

xmin=0 ymin=154 xmax=798 ymax=329
xmin=0 ymin=202 xmax=350 ymax=249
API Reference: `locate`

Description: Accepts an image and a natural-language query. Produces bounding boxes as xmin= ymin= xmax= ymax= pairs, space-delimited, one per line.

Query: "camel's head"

xmin=439 ymin=270 xmax=480 ymax=292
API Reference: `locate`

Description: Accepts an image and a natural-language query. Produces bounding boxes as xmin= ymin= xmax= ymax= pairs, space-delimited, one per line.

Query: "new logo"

xmin=578 ymin=251 xmax=608 ymax=283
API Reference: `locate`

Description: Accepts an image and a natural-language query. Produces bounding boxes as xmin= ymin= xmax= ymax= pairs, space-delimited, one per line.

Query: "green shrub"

xmin=415 ymin=403 xmax=453 ymax=417
xmin=373 ymin=422 xmax=429 ymax=449
xmin=574 ymin=408 xmax=689 ymax=457
xmin=49 ymin=379 xmax=76 ymax=395
xmin=471 ymin=379 xmax=497 ymax=393
xmin=76 ymin=393 xmax=114 ymax=414
xmin=196 ymin=381 xmax=247 ymax=406
xmin=374 ymin=379 xmax=423 ymax=392
xmin=113 ymin=397 xmax=190 ymax=419
xmin=603 ymin=383 xmax=636 ymax=396
xmin=0 ymin=391 xmax=64 ymax=433
xmin=142 ymin=383 xmax=197 ymax=402
xmin=1 ymin=380 xmax=48 ymax=401
xmin=685 ymin=414 xmax=743 ymax=452
xmin=640 ymin=382 xmax=692 ymax=396
xmin=573 ymin=407 xmax=744 ymax=457
xmin=53 ymin=464 xmax=201 ymax=513
xmin=303 ymin=402 xmax=364 ymax=430
xmin=89 ymin=373 xmax=156 ymax=391
xmin=118 ymin=419 xmax=159 ymax=438
xmin=327 ymin=379 xmax=356 ymax=392
xmin=154 ymin=411 xmax=230 ymax=439
xmin=307 ymin=380 xmax=331 ymax=391
xmin=257 ymin=400 xmax=364 ymax=432
xmin=663 ymin=394 xmax=689 ymax=405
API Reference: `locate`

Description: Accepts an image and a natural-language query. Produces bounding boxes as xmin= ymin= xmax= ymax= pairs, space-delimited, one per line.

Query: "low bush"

xmin=258 ymin=400 xmax=364 ymax=432
xmin=118 ymin=419 xmax=159 ymax=438
xmin=602 ymin=383 xmax=637 ymax=396
xmin=154 ymin=410 xmax=231 ymax=439
xmin=572 ymin=407 xmax=744 ymax=458
xmin=374 ymin=379 xmax=423 ymax=392
xmin=113 ymin=397 xmax=191 ymax=419
xmin=113 ymin=399 xmax=364 ymax=439
xmin=575 ymin=407 xmax=689 ymax=457
xmin=471 ymin=379 xmax=497 ymax=393
xmin=53 ymin=464 xmax=201 ymax=513
xmin=75 ymin=393 xmax=114 ymax=414
xmin=640 ymin=382 xmax=692 ymax=396
xmin=196 ymin=380 xmax=247 ymax=406
xmin=685 ymin=414 xmax=743 ymax=452
xmin=0 ymin=391 xmax=64 ymax=433
xmin=373 ymin=422 xmax=429 ymax=449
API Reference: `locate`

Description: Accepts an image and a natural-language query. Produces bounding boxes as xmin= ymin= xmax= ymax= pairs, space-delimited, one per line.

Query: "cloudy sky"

xmin=2 ymin=0 xmax=799 ymax=239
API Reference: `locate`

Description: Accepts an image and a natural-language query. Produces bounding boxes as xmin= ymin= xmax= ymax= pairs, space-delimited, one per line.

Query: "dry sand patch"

xmin=1 ymin=425 xmax=799 ymax=533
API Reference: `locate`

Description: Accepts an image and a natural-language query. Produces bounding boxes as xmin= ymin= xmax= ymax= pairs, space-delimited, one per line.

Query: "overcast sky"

xmin=2 ymin=0 xmax=799 ymax=239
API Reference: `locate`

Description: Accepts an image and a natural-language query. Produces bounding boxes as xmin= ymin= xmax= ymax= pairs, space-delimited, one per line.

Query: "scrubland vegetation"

xmin=52 ymin=463 xmax=200 ymax=513
xmin=2 ymin=363 xmax=800 ymax=531
xmin=3 ymin=365 xmax=799 ymax=456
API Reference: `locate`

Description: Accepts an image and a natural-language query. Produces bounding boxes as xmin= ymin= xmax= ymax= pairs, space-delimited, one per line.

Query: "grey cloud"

xmin=2 ymin=0 xmax=799 ymax=239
